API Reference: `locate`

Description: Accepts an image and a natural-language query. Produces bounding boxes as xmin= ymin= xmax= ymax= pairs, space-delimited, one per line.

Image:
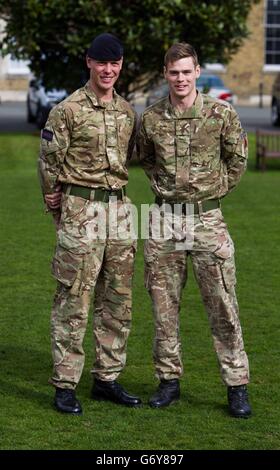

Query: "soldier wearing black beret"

xmin=39 ymin=33 xmax=140 ymax=415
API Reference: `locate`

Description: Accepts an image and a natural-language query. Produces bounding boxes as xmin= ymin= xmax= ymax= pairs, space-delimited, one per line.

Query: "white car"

xmin=27 ymin=79 xmax=67 ymax=129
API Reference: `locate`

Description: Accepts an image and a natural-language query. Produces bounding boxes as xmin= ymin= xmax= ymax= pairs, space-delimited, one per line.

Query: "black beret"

xmin=87 ymin=33 xmax=124 ymax=61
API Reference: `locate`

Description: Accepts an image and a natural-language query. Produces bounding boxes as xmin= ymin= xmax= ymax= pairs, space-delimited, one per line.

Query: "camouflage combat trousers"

xmin=144 ymin=206 xmax=249 ymax=386
xmin=49 ymin=193 xmax=136 ymax=390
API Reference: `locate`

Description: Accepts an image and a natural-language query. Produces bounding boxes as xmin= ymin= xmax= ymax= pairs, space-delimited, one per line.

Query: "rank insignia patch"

xmin=42 ymin=129 xmax=54 ymax=141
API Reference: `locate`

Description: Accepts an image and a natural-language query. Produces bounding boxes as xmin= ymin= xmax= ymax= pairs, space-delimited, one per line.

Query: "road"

xmin=0 ymin=100 xmax=274 ymax=133
xmin=0 ymin=101 xmax=38 ymax=133
xmin=235 ymin=105 xmax=272 ymax=132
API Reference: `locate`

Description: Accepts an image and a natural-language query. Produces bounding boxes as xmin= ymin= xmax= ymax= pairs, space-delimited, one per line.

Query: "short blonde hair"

xmin=164 ymin=43 xmax=199 ymax=68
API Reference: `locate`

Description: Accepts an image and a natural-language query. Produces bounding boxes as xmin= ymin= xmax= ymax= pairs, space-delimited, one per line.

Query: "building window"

xmin=205 ymin=63 xmax=226 ymax=72
xmin=7 ymin=56 xmax=30 ymax=75
xmin=265 ymin=0 xmax=280 ymax=67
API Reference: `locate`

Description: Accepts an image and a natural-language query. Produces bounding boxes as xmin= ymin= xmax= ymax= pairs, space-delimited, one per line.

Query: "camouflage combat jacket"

xmin=38 ymin=81 xmax=137 ymax=196
xmin=137 ymin=92 xmax=248 ymax=202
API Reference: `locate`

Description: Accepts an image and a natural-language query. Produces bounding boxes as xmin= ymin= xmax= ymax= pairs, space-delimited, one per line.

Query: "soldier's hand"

xmin=45 ymin=185 xmax=62 ymax=210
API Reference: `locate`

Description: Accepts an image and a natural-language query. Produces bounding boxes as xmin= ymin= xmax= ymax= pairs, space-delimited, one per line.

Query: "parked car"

xmin=271 ymin=73 xmax=280 ymax=126
xmin=27 ymin=79 xmax=67 ymax=129
xmin=146 ymin=72 xmax=233 ymax=106
xmin=196 ymin=73 xmax=233 ymax=103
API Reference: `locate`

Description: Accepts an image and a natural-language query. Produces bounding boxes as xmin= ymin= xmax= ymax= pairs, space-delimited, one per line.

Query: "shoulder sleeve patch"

xmin=42 ymin=129 xmax=54 ymax=141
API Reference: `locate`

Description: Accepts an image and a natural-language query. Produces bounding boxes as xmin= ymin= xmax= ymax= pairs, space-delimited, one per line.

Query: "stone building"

xmin=214 ymin=0 xmax=280 ymax=105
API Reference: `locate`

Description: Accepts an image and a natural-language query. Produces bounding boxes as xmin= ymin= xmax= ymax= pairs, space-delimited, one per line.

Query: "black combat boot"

xmin=149 ymin=379 xmax=180 ymax=408
xmin=227 ymin=385 xmax=251 ymax=418
xmin=54 ymin=387 xmax=82 ymax=415
xmin=91 ymin=378 xmax=142 ymax=407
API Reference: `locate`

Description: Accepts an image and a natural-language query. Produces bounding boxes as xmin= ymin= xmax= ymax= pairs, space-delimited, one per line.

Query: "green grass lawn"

xmin=0 ymin=132 xmax=279 ymax=450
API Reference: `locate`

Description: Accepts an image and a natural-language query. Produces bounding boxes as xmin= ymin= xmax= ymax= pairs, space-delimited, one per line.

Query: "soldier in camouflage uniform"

xmin=38 ymin=33 xmax=141 ymax=415
xmin=137 ymin=43 xmax=251 ymax=418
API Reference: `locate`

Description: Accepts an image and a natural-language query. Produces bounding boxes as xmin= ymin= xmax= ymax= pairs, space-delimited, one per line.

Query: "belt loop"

xmin=66 ymin=184 xmax=72 ymax=196
xmin=89 ymin=189 xmax=95 ymax=202
xmin=197 ymin=201 xmax=203 ymax=216
xmin=121 ymin=186 xmax=125 ymax=200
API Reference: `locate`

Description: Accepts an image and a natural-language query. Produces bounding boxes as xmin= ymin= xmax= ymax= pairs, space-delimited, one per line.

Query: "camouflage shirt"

xmin=137 ymin=91 xmax=248 ymax=202
xmin=38 ymin=81 xmax=137 ymax=196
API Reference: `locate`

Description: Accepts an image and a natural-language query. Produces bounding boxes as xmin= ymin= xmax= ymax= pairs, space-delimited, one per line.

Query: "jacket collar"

xmin=84 ymin=81 xmax=122 ymax=110
xmin=165 ymin=90 xmax=204 ymax=119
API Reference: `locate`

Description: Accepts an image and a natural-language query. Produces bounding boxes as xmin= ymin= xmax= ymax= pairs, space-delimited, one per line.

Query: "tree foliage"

xmin=0 ymin=0 xmax=259 ymax=97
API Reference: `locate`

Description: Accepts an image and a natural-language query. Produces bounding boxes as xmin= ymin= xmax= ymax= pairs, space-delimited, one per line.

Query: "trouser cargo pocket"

xmin=213 ymin=236 xmax=236 ymax=293
xmin=52 ymin=245 xmax=85 ymax=296
xmin=218 ymin=257 xmax=236 ymax=294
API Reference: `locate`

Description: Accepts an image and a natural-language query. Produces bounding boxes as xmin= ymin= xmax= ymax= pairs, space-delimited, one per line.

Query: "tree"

xmin=0 ymin=0 xmax=259 ymax=97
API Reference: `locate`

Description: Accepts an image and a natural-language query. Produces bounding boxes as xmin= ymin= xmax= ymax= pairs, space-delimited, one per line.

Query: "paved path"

xmin=235 ymin=105 xmax=272 ymax=131
xmin=0 ymin=102 xmax=37 ymax=133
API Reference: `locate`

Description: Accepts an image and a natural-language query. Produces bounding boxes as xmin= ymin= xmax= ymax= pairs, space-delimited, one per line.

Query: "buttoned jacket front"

xmin=138 ymin=92 xmax=248 ymax=202
xmin=39 ymin=81 xmax=136 ymax=195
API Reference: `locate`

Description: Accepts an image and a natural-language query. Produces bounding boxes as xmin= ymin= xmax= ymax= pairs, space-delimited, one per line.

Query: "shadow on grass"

xmin=0 ymin=344 xmax=151 ymax=410
xmin=0 ymin=344 xmax=52 ymax=409
xmin=186 ymin=391 xmax=228 ymax=416
xmin=0 ymin=379 xmax=52 ymax=411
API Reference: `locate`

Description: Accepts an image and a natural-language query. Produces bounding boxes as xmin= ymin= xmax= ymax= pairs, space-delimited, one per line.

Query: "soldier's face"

xmin=86 ymin=57 xmax=123 ymax=93
xmin=164 ymin=57 xmax=200 ymax=100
